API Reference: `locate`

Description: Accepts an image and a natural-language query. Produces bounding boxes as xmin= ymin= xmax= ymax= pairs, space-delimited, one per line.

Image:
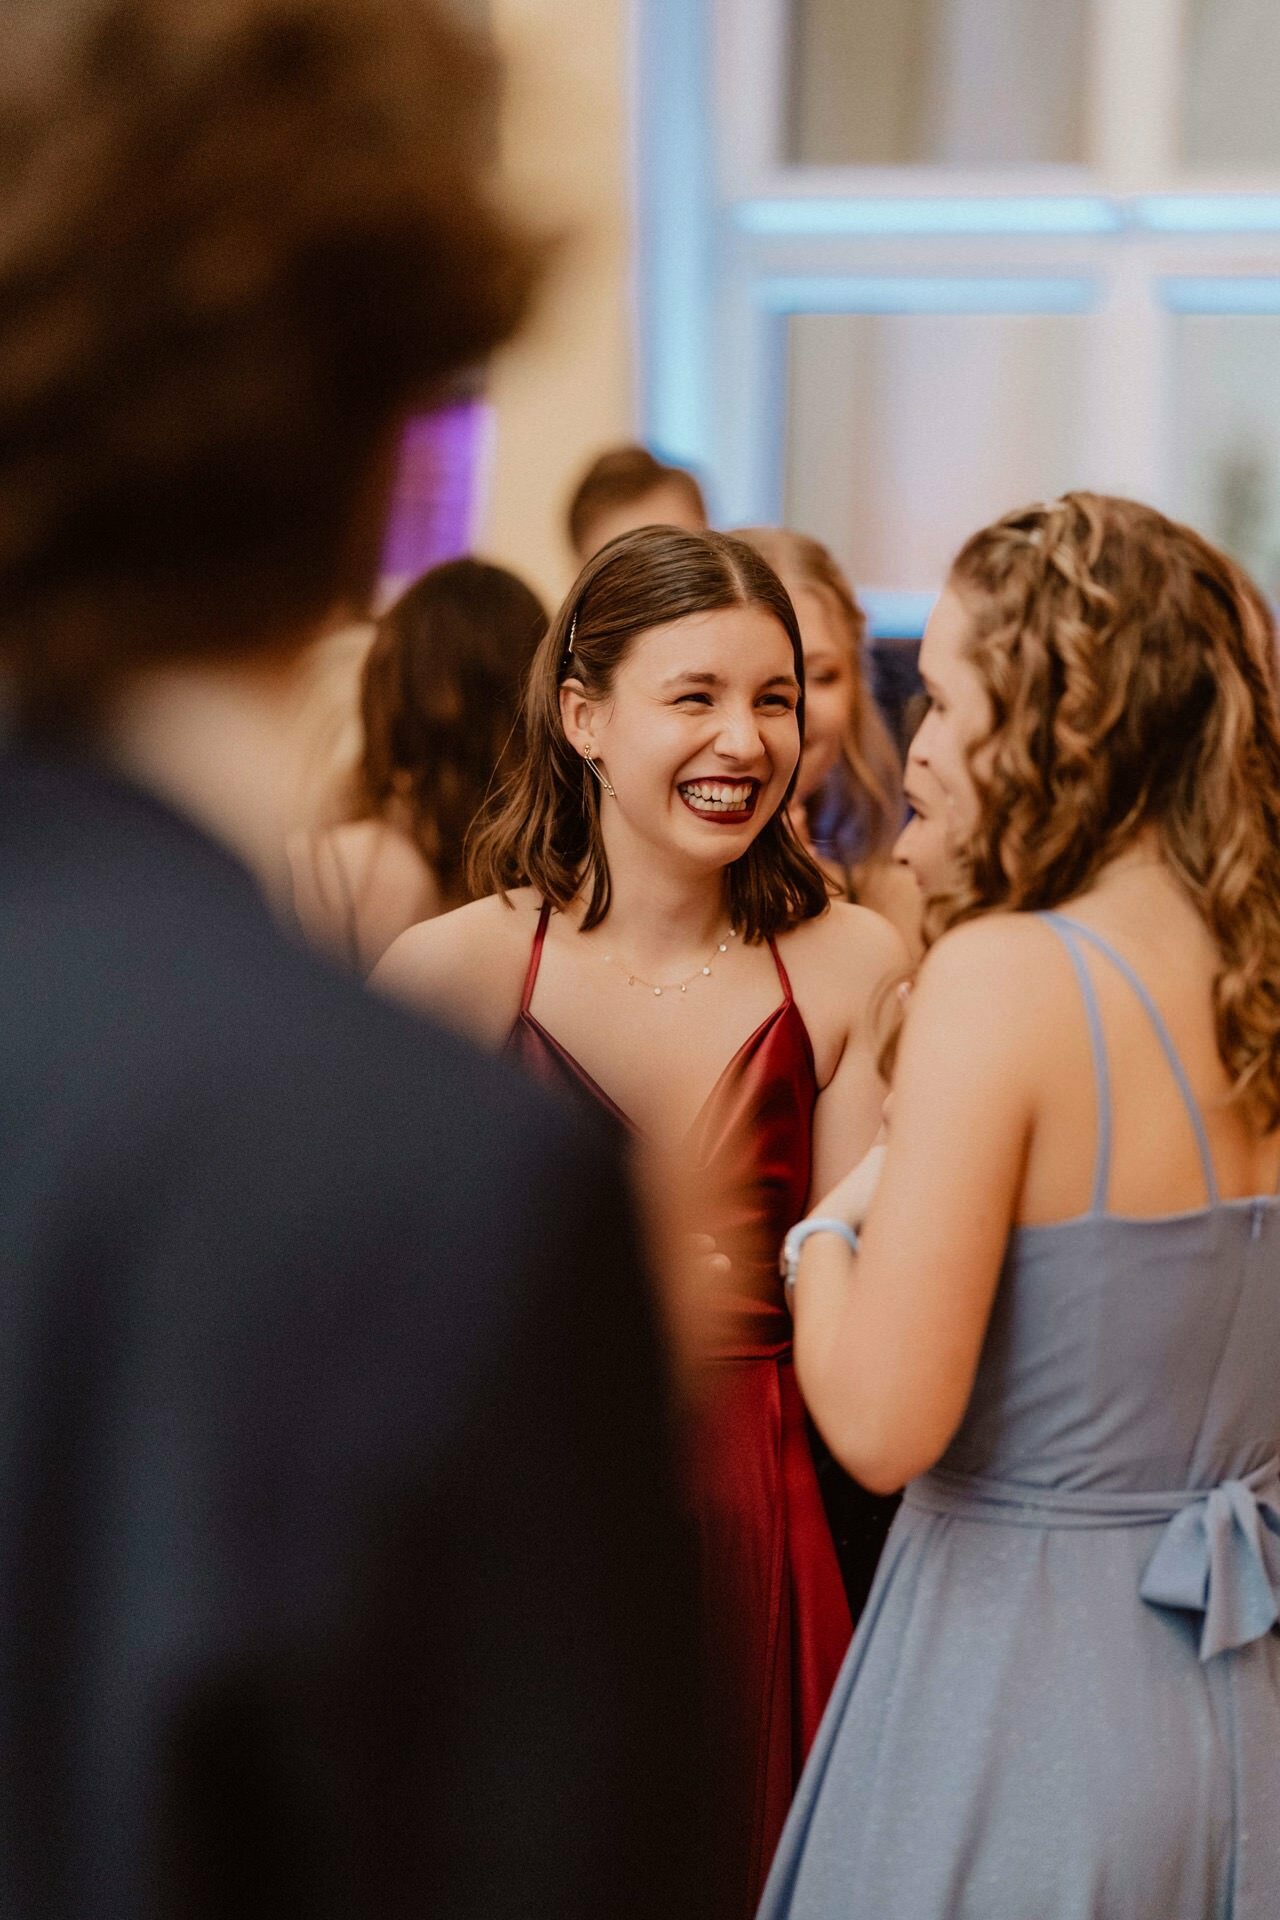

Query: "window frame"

xmin=636 ymin=0 xmax=1280 ymax=633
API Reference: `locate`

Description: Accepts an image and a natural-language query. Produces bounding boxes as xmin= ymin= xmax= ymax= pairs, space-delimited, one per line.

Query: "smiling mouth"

xmin=678 ymin=779 xmax=761 ymax=822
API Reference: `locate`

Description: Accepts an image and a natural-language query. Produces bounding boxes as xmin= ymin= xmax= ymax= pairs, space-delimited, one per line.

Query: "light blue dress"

xmin=759 ymin=913 xmax=1280 ymax=1919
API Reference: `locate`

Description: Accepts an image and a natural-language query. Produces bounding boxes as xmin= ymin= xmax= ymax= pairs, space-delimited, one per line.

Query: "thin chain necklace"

xmin=601 ymin=925 xmax=737 ymax=997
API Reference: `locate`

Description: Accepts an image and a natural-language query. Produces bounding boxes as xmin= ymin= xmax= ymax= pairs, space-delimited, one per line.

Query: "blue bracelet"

xmin=780 ymin=1216 xmax=861 ymax=1313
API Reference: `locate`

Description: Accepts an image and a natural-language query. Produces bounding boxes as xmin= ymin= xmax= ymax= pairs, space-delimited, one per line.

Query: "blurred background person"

xmin=0 ymin=4 xmax=709 ymax=1918
xmin=567 ymin=443 xmax=709 ymax=564
xmin=732 ymin=533 xmax=911 ymax=1611
xmin=738 ymin=528 xmax=919 ymax=951
xmin=290 ymin=557 xmax=547 ymax=972
xmin=374 ymin=525 xmax=905 ymax=1919
xmin=289 ymin=616 xmax=379 ymax=842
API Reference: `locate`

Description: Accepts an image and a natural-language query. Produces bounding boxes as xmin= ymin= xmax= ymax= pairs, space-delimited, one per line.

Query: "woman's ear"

xmin=559 ymin=677 xmax=595 ymax=756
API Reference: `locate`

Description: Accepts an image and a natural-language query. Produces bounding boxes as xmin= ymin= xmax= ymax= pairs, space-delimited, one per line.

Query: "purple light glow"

xmin=379 ymin=399 xmax=489 ymax=592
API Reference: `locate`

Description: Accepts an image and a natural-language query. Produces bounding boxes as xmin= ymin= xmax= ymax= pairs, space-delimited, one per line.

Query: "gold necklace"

xmin=601 ymin=926 xmax=737 ymax=997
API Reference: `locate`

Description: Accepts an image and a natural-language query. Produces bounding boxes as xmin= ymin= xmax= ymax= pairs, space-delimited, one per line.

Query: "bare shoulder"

xmin=777 ymin=904 xmax=910 ymax=1074
xmin=329 ymin=816 xmax=406 ymax=865
xmin=370 ymin=887 xmax=542 ymax=1048
xmin=907 ymin=913 xmax=1066 ymax=1062
xmin=781 ymin=900 xmax=910 ymax=994
xmin=917 ymin=911 xmax=1056 ymax=999
xmin=334 ymin=819 xmax=438 ymax=895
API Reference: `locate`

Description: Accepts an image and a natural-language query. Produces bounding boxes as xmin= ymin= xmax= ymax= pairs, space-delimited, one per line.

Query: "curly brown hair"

xmin=939 ymin=491 xmax=1280 ymax=1127
xmin=734 ymin=527 xmax=903 ymax=870
xmin=354 ymin=559 xmax=547 ymax=909
xmin=0 ymin=0 xmax=540 ymax=733
xmin=467 ymin=525 xmax=831 ymax=942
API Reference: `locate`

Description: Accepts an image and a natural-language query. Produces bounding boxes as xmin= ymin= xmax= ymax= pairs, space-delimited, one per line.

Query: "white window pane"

xmin=787 ymin=0 xmax=1088 ymax=167
xmin=784 ymin=311 xmax=1089 ymax=590
xmin=1171 ymin=315 xmax=1280 ymax=600
xmin=1181 ymin=0 xmax=1280 ymax=171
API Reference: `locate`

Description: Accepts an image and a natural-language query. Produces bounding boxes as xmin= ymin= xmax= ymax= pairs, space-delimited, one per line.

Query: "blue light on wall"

xmin=862 ymin=591 xmax=937 ymax=639
xmin=1161 ymin=277 xmax=1280 ymax=313
xmin=634 ymin=0 xmax=715 ymax=473
xmin=734 ymin=197 xmax=1121 ymax=238
xmin=1138 ymin=196 xmax=1280 ymax=233
xmin=756 ymin=275 xmax=1098 ymax=316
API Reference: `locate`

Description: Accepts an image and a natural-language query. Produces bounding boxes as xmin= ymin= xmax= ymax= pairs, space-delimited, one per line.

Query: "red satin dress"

xmin=508 ymin=903 xmax=852 ymax=1916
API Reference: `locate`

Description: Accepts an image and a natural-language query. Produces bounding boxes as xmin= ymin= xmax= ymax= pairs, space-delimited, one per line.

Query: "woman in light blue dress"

xmin=767 ymin=492 xmax=1280 ymax=1919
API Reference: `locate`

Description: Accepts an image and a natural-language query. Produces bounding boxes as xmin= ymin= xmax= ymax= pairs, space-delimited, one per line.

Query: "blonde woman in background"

xmin=737 ymin=529 xmax=919 ymax=951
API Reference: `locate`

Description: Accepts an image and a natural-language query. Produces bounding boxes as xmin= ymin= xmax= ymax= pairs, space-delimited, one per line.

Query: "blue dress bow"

xmin=1140 ymin=1463 xmax=1280 ymax=1661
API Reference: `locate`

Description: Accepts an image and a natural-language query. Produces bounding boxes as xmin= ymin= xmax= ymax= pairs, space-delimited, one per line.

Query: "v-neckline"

xmin=513 ymin=900 xmax=811 ymax=1144
xmin=517 ymin=996 xmax=796 ymax=1145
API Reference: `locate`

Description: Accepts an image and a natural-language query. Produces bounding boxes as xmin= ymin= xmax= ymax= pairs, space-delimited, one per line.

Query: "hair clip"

xmin=559 ymin=608 xmax=579 ymax=678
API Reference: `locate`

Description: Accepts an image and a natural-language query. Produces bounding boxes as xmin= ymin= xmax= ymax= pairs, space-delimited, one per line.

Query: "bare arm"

xmin=793 ymin=919 xmax=1036 ymax=1493
xmin=370 ymin=893 xmax=532 ymax=1049
xmin=806 ymin=908 xmax=908 ymax=1202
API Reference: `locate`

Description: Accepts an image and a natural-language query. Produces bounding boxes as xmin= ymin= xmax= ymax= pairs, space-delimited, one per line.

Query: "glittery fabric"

xmin=758 ymin=914 xmax=1280 ymax=1919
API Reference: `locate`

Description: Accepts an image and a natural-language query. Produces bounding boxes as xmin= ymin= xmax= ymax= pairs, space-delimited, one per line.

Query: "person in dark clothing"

xmin=0 ymin=4 xmax=708 ymax=1916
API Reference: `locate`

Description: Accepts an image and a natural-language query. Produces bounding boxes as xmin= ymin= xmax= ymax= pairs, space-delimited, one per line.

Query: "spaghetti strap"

xmin=1045 ymin=913 xmax=1220 ymax=1207
xmin=767 ymin=935 xmax=794 ymax=1004
xmin=519 ymin=900 xmax=553 ymax=1016
xmin=1038 ymin=913 xmax=1113 ymax=1215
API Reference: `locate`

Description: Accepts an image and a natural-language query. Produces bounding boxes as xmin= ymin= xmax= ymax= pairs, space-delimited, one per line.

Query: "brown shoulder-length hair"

xmin=353 ymin=557 xmax=547 ymax=908
xmin=939 ymin=490 xmax=1280 ymax=1127
xmin=736 ymin=527 xmax=903 ymax=868
xmin=467 ymin=525 xmax=830 ymax=941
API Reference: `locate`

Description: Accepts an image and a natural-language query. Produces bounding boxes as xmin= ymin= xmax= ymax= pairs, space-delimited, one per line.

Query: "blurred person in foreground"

xmin=567 ymin=443 xmax=708 ymax=563
xmin=0 ymin=6 xmax=706 ymax=1919
xmin=290 ymin=557 xmax=547 ymax=972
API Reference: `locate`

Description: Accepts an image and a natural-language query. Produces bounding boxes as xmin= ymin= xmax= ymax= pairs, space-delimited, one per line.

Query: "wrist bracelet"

xmin=780 ymin=1216 xmax=861 ymax=1314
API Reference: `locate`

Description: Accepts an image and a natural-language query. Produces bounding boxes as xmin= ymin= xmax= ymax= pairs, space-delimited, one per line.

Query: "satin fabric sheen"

xmin=508 ymin=904 xmax=852 ymax=1917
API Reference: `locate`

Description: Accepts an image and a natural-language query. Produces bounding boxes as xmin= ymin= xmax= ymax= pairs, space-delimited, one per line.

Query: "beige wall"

xmin=477 ymin=0 xmax=636 ymax=610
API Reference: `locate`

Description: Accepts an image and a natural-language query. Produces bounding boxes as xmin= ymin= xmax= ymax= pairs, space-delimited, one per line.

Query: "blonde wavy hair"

xmin=735 ymin=528 xmax=902 ymax=869
xmin=938 ymin=491 xmax=1280 ymax=1126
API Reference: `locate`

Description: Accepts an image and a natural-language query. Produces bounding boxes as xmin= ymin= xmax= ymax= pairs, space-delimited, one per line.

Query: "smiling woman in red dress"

xmin=374 ymin=526 xmax=905 ymax=1916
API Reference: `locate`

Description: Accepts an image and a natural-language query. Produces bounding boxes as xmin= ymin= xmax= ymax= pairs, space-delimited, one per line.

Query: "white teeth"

xmin=680 ymin=781 xmax=755 ymax=812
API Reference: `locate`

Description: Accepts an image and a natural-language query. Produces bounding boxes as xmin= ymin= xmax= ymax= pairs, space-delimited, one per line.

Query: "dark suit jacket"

xmin=0 ymin=747 xmax=706 ymax=1920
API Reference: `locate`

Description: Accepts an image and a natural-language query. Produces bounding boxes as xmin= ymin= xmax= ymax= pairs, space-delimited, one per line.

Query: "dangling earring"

xmin=583 ymin=750 xmax=616 ymax=798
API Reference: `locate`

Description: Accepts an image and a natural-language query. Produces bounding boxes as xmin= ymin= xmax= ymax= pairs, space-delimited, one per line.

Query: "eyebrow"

xmin=659 ymin=670 xmax=801 ymax=692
